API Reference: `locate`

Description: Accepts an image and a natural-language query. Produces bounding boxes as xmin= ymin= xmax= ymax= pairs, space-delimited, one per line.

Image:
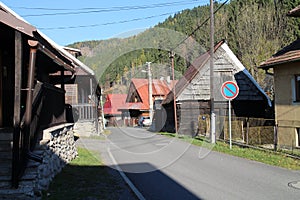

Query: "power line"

xmin=142 ymin=0 xmax=228 ymax=66
xmin=39 ymin=12 xmax=176 ymax=30
xmin=17 ymin=0 xmax=207 ymax=17
xmin=129 ymin=1 xmax=228 ymax=78
xmin=14 ymin=0 xmax=204 ymax=11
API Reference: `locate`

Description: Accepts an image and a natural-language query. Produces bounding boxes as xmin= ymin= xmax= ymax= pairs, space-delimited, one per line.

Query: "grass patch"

xmin=159 ymin=132 xmax=300 ymax=170
xmin=42 ymin=147 xmax=123 ymax=200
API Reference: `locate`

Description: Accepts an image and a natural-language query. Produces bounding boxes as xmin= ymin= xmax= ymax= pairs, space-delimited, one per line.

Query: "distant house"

xmin=120 ymin=78 xmax=175 ymax=126
xmin=103 ymin=94 xmax=127 ymax=126
xmin=259 ymin=5 xmax=300 ymax=149
xmin=161 ymin=40 xmax=272 ymax=136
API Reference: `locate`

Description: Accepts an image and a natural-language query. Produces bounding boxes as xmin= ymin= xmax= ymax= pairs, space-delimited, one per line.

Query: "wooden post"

xmin=12 ymin=31 xmax=22 ymax=188
xmin=210 ymin=0 xmax=216 ymax=144
xmin=23 ymin=40 xmax=38 ymax=155
xmin=246 ymin=117 xmax=250 ymax=145
xmin=60 ymin=69 xmax=64 ymax=90
xmin=25 ymin=41 xmax=38 ymax=126
xmin=274 ymin=124 xmax=278 ymax=151
xmin=170 ymin=52 xmax=177 ymax=133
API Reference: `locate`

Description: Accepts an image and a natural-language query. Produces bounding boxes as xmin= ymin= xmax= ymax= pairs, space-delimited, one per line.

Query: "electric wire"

xmin=16 ymin=0 xmax=208 ymax=17
xmin=39 ymin=12 xmax=176 ymax=30
xmin=142 ymin=0 xmax=229 ymax=67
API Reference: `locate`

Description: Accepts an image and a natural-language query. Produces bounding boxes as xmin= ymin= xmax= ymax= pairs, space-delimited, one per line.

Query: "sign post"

xmin=221 ymin=81 xmax=239 ymax=149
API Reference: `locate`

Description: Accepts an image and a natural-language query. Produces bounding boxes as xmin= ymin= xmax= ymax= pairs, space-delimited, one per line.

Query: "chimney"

xmin=166 ymin=76 xmax=171 ymax=84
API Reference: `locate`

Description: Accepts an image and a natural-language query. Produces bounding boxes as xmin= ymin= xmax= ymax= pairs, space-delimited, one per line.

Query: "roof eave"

xmin=259 ymin=57 xmax=300 ymax=69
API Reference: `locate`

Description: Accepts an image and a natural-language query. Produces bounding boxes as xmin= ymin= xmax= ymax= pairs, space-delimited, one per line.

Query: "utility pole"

xmin=170 ymin=51 xmax=178 ymax=133
xmin=146 ymin=62 xmax=153 ymax=123
xmin=210 ymin=0 xmax=216 ymax=144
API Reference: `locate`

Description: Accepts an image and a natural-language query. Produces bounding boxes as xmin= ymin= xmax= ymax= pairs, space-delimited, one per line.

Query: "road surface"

xmin=93 ymin=127 xmax=300 ymax=200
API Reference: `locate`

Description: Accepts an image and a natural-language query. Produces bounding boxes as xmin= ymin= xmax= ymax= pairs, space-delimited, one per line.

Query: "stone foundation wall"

xmin=73 ymin=120 xmax=102 ymax=137
xmin=19 ymin=123 xmax=78 ymax=197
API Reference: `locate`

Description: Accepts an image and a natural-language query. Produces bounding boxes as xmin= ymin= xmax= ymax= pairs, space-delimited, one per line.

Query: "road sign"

xmin=221 ymin=81 xmax=239 ymax=150
xmin=221 ymin=81 xmax=239 ymax=100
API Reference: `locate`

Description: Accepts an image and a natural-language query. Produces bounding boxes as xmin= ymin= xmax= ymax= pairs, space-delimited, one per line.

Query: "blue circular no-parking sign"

xmin=221 ymin=81 xmax=239 ymax=100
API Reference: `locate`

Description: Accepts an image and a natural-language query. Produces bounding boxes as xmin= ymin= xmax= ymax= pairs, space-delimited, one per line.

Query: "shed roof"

xmin=163 ymin=40 xmax=224 ymax=104
xmin=0 ymin=5 xmax=35 ymax=36
xmin=0 ymin=2 xmax=94 ymax=76
xmin=259 ymin=38 xmax=300 ymax=69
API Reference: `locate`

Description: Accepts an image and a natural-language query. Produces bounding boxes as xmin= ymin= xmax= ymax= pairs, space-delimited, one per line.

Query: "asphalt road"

xmin=99 ymin=127 xmax=300 ymax=200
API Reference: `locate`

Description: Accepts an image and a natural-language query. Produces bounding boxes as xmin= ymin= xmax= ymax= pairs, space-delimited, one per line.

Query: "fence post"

xmin=246 ymin=117 xmax=249 ymax=145
xmin=241 ymin=120 xmax=244 ymax=143
xmin=274 ymin=124 xmax=278 ymax=151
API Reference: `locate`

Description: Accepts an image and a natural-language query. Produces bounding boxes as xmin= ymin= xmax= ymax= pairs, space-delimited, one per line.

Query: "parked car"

xmin=142 ymin=117 xmax=151 ymax=126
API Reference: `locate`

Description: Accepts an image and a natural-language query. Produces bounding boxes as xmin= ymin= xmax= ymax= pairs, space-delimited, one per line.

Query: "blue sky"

xmin=0 ymin=0 xmax=221 ymax=46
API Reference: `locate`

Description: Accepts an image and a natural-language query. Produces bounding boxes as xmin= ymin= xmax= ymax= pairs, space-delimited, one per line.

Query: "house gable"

xmin=175 ymin=41 xmax=271 ymax=104
xmin=126 ymin=80 xmax=145 ymax=104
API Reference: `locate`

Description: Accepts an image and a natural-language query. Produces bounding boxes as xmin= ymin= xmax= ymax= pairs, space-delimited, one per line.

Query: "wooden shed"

xmin=0 ymin=2 xmax=97 ymax=190
xmin=160 ymin=40 xmax=272 ymax=136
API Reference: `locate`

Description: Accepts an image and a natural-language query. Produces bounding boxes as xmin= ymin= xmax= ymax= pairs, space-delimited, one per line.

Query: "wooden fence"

xmin=198 ymin=115 xmax=275 ymax=146
xmin=72 ymin=103 xmax=97 ymax=121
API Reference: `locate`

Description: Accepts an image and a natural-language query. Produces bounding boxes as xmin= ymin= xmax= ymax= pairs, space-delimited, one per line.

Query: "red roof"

xmin=103 ymin=94 xmax=127 ymax=115
xmin=120 ymin=78 xmax=176 ymax=110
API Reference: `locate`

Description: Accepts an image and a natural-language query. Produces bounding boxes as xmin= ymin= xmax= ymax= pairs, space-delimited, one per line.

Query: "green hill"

xmin=69 ymin=0 xmax=300 ymax=91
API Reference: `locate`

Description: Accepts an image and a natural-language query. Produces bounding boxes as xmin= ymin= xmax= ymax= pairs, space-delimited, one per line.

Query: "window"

xmin=296 ymin=128 xmax=300 ymax=147
xmin=296 ymin=75 xmax=300 ymax=102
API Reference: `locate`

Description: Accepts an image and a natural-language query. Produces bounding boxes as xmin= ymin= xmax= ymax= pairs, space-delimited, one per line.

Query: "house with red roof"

xmin=103 ymin=94 xmax=127 ymax=126
xmin=119 ymin=78 xmax=175 ymax=126
xmin=259 ymin=5 xmax=300 ymax=149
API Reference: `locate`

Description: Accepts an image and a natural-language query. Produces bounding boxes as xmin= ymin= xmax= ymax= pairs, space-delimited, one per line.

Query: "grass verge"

xmin=159 ymin=132 xmax=300 ymax=170
xmin=42 ymin=147 xmax=123 ymax=200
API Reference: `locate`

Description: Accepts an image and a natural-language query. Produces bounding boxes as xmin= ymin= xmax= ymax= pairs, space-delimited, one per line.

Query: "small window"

xmin=296 ymin=75 xmax=300 ymax=102
xmin=296 ymin=128 xmax=300 ymax=147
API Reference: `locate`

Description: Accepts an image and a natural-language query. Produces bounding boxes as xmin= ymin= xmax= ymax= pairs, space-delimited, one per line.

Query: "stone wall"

xmin=19 ymin=123 xmax=78 ymax=197
xmin=73 ymin=120 xmax=102 ymax=137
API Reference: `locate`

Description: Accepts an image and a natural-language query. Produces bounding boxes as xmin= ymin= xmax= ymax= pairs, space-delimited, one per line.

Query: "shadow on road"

xmin=116 ymin=162 xmax=202 ymax=200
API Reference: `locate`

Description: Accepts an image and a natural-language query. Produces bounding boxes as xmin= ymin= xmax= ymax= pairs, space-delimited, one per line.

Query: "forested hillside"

xmin=69 ymin=0 xmax=300 ymax=91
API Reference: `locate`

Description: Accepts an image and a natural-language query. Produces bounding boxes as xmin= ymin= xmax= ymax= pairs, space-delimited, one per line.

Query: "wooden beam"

xmin=24 ymin=40 xmax=38 ymax=126
xmin=13 ymin=32 xmax=22 ymax=132
xmin=12 ymin=30 xmax=22 ymax=188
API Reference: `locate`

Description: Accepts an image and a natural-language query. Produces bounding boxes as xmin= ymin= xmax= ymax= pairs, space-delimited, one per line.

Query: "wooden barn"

xmin=160 ymin=40 xmax=272 ymax=136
